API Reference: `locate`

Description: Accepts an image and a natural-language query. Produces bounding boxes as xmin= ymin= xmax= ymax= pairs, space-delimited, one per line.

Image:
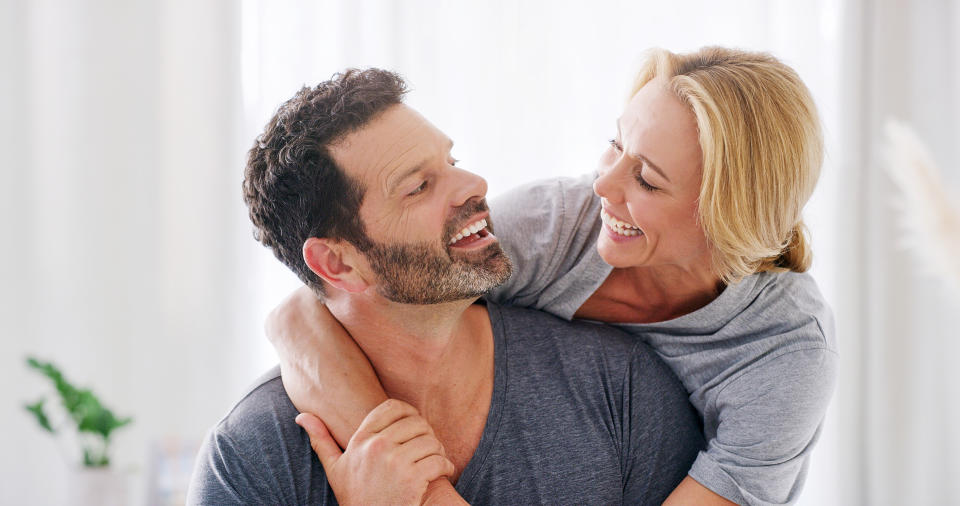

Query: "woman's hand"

xmin=266 ymin=286 xmax=388 ymax=448
xmin=296 ymin=400 xmax=456 ymax=506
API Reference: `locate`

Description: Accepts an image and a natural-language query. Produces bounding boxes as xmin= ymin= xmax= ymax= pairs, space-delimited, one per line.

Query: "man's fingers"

xmin=295 ymin=413 xmax=342 ymax=471
xmin=414 ymin=454 xmax=456 ymax=483
xmin=376 ymin=415 xmax=436 ymax=446
xmin=396 ymin=433 xmax=447 ymax=464
xmin=356 ymin=399 xmax=420 ymax=435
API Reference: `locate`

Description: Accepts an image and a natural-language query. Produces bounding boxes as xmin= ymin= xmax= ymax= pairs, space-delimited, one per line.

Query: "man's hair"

xmin=242 ymin=68 xmax=408 ymax=295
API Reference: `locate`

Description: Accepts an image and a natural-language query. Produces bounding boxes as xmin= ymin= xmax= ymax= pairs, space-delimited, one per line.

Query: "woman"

xmin=270 ymin=46 xmax=836 ymax=505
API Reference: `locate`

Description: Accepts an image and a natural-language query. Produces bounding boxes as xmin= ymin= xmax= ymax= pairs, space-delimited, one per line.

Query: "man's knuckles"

xmin=362 ymin=434 xmax=393 ymax=456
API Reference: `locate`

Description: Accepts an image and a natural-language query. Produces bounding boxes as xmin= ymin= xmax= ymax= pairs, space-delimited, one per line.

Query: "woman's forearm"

xmin=267 ymin=286 xmax=387 ymax=448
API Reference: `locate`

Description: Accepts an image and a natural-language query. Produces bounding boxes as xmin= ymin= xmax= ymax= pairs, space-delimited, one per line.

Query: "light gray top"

xmin=187 ymin=303 xmax=704 ymax=505
xmin=487 ymin=174 xmax=838 ymax=506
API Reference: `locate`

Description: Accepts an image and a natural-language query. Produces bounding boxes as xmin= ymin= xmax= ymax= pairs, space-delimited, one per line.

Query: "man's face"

xmin=330 ymin=104 xmax=512 ymax=304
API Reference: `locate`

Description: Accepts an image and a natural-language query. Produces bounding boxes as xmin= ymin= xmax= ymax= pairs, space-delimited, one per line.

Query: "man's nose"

xmin=448 ymin=166 xmax=488 ymax=208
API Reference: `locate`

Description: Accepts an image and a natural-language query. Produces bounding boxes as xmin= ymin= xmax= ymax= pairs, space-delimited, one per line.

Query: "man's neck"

xmin=327 ymin=294 xmax=495 ymax=480
xmin=326 ymin=293 xmax=493 ymax=419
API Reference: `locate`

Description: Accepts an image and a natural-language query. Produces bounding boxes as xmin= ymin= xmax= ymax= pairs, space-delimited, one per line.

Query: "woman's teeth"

xmin=601 ymin=209 xmax=642 ymax=236
xmin=449 ymin=218 xmax=488 ymax=245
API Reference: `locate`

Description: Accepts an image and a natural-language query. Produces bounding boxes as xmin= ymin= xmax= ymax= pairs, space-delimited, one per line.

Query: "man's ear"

xmin=302 ymin=238 xmax=370 ymax=293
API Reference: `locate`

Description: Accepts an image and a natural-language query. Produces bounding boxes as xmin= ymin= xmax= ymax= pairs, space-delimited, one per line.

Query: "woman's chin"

xmin=596 ymin=239 xmax=644 ymax=269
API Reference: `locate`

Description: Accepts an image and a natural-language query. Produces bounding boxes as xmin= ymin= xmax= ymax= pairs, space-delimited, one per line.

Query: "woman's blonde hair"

xmin=632 ymin=47 xmax=823 ymax=283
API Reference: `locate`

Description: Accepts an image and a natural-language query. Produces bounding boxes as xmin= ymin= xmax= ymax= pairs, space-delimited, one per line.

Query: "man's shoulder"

xmin=490 ymin=302 xmax=639 ymax=356
xmin=188 ymin=367 xmax=332 ymax=505
xmin=487 ymin=302 xmax=678 ymax=397
xmin=214 ymin=366 xmax=296 ymax=435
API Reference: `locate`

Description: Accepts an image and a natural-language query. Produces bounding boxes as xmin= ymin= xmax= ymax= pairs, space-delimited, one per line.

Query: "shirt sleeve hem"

xmin=688 ymin=453 xmax=748 ymax=505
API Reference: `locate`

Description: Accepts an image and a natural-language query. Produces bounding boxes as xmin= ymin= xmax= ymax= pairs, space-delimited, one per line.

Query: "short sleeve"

xmin=486 ymin=174 xmax=610 ymax=318
xmin=689 ymin=347 xmax=838 ymax=505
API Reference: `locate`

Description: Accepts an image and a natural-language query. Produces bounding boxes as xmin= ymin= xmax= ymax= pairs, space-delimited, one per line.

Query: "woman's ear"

xmin=302 ymin=238 xmax=370 ymax=293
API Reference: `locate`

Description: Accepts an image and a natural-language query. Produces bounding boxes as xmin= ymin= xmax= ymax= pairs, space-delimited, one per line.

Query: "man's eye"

xmin=408 ymin=181 xmax=428 ymax=196
xmin=450 ymin=158 xmax=460 ymax=166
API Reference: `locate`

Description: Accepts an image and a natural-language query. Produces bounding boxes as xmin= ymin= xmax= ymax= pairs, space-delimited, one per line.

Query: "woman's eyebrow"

xmin=616 ymin=120 xmax=672 ymax=183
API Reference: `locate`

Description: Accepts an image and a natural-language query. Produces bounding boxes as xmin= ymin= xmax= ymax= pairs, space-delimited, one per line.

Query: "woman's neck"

xmin=576 ymin=264 xmax=724 ymax=324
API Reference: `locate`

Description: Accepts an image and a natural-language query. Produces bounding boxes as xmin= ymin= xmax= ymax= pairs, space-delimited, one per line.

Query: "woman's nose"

xmin=594 ymin=165 xmax=624 ymax=204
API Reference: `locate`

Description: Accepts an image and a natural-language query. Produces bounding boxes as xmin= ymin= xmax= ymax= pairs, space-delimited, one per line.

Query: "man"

xmin=188 ymin=68 xmax=702 ymax=505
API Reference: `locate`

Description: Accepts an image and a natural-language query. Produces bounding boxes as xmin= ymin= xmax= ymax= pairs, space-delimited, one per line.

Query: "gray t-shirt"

xmin=487 ymin=174 xmax=838 ymax=506
xmin=188 ymin=303 xmax=704 ymax=505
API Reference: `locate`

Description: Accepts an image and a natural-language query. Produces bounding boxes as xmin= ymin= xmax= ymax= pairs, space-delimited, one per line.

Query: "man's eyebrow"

xmin=616 ymin=120 xmax=671 ymax=183
xmin=388 ymin=163 xmax=426 ymax=195
xmin=388 ymin=138 xmax=455 ymax=195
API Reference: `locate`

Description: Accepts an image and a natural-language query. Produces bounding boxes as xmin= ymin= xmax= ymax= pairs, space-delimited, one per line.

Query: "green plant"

xmin=24 ymin=357 xmax=133 ymax=467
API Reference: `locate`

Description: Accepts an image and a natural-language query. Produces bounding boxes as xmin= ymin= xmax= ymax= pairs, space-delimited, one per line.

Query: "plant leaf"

xmin=24 ymin=399 xmax=55 ymax=433
xmin=25 ymin=356 xmax=133 ymax=440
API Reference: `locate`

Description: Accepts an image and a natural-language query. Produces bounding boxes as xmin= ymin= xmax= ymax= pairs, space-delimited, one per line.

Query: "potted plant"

xmin=24 ymin=357 xmax=133 ymax=505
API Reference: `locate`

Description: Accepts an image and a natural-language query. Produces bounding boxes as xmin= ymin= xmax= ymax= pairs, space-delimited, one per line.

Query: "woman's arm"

xmin=663 ymin=477 xmax=737 ymax=506
xmin=266 ymin=286 xmax=385 ymax=447
xmin=267 ymin=287 xmax=466 ymax=504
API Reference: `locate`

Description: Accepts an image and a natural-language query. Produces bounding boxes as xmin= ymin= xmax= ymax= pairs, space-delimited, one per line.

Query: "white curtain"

xmin=835 ymin=1 xmax=960 ymax=504
xmin=0 ymin=1 xmax=257 ymax=504
xmin=3 ymin=1 xmax=958 ymax=505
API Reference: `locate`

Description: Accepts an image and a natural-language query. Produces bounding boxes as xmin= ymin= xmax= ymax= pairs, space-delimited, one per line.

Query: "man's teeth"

xmin=449 ymin=218 xmax=488 ymax=245
xmin=601 ymin=209 xmax=642 ymax=236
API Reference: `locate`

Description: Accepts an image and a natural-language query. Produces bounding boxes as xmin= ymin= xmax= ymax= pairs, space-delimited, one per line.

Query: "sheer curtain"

xmin=836 ymin=1 xmax=960 ymax=504
xmin=1 ymin=1 xmax=254 ymax=504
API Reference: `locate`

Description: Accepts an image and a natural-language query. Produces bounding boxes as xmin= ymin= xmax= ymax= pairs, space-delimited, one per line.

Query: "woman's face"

xmin=594 ymin=77 xmax=712 ymax=272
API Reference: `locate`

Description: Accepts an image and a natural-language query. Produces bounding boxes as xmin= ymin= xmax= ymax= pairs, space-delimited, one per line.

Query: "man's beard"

xmin=362 ymin=201 xmax=513 ymax=305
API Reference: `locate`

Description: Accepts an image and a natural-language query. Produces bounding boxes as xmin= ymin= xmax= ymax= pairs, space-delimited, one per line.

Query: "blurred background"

xmin=2 ymin=0 xmax=958 ymax=504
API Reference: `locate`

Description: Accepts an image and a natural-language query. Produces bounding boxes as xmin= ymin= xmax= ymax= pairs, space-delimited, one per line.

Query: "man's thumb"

xmin=295 ymin=413 xmax=342 ymax=470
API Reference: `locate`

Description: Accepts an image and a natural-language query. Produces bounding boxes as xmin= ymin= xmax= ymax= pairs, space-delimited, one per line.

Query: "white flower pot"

xmin=67 ymin=467 xmax=128 ymax=506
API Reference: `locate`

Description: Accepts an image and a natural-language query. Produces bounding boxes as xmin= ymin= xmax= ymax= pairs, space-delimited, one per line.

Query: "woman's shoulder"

xmin=486 ymin=174 xmax=608 ymax=315
xmin=743 ymin=270 xmax=836 ymax=350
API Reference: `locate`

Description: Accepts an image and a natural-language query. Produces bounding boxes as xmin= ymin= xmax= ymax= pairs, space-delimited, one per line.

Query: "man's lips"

xmin=447 ymin=213 xmax=490 ymax=246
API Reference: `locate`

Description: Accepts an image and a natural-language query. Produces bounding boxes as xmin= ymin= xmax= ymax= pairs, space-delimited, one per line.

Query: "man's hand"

xmin=296 ymin=399 xmax=455 ymax=506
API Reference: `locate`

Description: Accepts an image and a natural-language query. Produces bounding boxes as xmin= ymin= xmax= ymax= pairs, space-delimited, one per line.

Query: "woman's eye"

xmin=608 ymin=139 xmax=622 ymax=152
xmin=635 ymin=173 xmax=659 ymax=192
xmin=408 ymin=181 xmax=428 ymax=196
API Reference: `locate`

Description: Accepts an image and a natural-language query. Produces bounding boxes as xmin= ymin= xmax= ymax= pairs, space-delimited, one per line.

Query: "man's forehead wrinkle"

xmin=377 ymin=142 xmax=421 ymax=197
